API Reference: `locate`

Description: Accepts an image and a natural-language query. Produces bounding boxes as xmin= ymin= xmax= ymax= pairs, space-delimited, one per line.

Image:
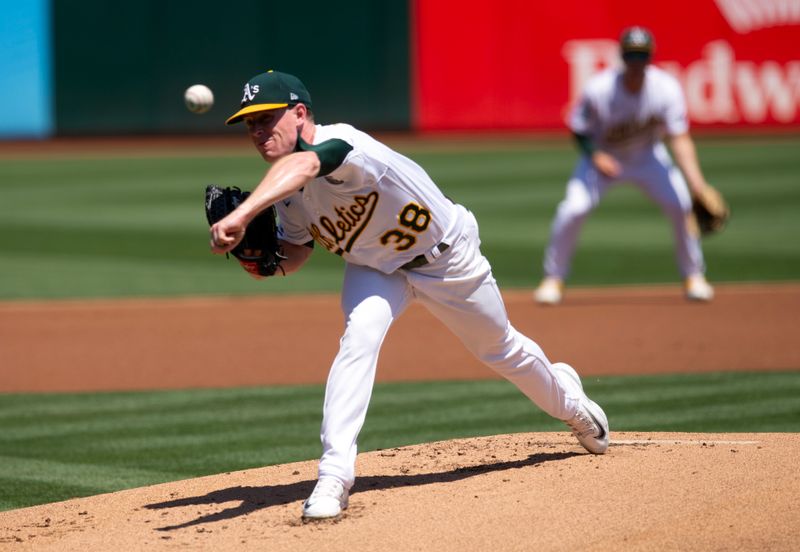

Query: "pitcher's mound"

xmin=1 ymin=432 xmax=798 ymax=551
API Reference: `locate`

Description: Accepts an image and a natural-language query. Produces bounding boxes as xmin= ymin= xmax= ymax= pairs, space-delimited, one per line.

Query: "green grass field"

xmin=1 ymin=136 xmax=798 ymax=299
xmin=1 ymin=135 xmax=798 ymax=511
xmin=2 ymin=371 xmax=799 ymax=511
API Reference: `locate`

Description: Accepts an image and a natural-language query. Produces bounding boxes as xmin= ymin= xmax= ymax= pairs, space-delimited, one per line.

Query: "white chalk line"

xmin=612 ymin=439 xmax=760 ymax=446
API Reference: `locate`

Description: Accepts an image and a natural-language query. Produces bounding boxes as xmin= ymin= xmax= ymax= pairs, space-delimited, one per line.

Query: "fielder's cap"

xmin=225 ymin=70 xmax=312 ymax=125
xmin=620 ymin=26 xmax=654 ymax=62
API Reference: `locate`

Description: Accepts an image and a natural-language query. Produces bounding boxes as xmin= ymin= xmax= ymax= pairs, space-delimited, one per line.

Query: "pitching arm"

xmin=211 ymin=151 xmax=320 ymax=254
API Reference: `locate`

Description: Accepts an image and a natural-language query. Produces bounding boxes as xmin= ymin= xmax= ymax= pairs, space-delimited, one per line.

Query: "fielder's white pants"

xmin=542 ymin=143 xmax=706 ymax=279
xmin=318 ymin=208 xmax=582 ymax=489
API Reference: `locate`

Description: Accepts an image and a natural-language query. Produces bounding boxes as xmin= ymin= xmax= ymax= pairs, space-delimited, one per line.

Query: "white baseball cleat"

xmin=685 ymin=274 xmax=714 ymax=302
xmin=302 ymin=476 xmax=349 ymax=519
xmin=555 ymin=363 xmax=610 ymax=454
xmin=534 ymin=277 xmax=564 ymax=305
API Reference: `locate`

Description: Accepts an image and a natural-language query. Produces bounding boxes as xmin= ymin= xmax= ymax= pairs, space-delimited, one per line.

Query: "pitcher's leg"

xmin=417 ymin=260 xmax=608 ymax=452
xmin=318 ymin=264 xmax=410 ymax=489
xmin=414 ymin=219 xmax=581 ymax=421
xmin=412 ymin=212 xmax=608 ymax=453
xmin=422 ymin=271 xmax=581 ymax=420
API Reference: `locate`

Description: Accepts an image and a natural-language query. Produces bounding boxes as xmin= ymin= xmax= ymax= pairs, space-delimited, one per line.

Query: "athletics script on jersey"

xmin=605 ymin=116 xmax=663 ymax=146
xmin=307 ymin=192 xmax=379 ymax=255
xmin=305 ymin=192 xmax=433 ymax=257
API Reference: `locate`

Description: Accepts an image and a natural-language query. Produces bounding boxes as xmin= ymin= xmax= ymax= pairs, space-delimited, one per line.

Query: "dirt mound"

xmin=1 ymin=432 xmax=797 ymax=551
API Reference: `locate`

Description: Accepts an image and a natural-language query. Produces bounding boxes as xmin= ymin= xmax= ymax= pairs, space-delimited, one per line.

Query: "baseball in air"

xmin=184 ymin=84 xmax=214 ymax=114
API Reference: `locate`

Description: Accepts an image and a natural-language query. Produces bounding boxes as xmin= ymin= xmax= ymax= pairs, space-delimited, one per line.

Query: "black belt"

xmin=400 ymin=243 xmax=450 ymax=270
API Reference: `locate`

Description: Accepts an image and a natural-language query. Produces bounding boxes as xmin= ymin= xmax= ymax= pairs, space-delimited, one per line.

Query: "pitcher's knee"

xmin=474 ymin=332 xmax=543 ymax=377
xmin=341 ymin=323 xmax=386 ymax=353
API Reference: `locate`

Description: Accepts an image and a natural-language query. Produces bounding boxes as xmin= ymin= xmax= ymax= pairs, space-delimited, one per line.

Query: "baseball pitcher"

xmin=209 ymin=70 xmax=610 ymax=520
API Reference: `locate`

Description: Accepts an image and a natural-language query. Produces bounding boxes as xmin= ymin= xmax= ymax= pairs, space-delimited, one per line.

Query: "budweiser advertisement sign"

xmin=414 ymin=0 xmax=800 ymax=130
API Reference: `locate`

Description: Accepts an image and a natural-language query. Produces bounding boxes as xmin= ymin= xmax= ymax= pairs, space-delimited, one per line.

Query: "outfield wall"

xmin=414 ymin=0 xmax=800 ymax=130
xmin=51 ymin=0 xmax=410 ymax=135
xmin=0 ymin=0 xmax=52 ymax=138
xmin=1 ymin=0 xmax=798 ymax=137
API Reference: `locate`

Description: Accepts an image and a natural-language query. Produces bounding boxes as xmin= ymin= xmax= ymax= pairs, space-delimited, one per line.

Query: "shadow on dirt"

xmin=146 ymin=450 xmax=580 ymax=530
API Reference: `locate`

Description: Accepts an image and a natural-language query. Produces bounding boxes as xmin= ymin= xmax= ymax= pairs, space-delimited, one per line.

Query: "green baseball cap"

xmin=225 ymin=70 xmax=312 ymax=125
xmin=620 ymin=26 xmax=654 ymax=61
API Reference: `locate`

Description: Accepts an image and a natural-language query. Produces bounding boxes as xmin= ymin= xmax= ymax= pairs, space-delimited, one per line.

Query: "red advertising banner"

xmin=413 ymin=0 xmax=800 ymax=130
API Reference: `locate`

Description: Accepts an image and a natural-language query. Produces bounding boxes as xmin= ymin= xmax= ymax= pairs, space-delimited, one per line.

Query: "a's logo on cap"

xmin=241 ymin=83 xmax=260 ymax=103
xmin=623 ymin=26 xmax=652 ymax=51
xmin=628 ymin=28 xmax=648 ymax=47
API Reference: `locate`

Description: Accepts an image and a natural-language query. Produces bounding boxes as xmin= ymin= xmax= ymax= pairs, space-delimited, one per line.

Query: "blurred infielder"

xmin=534 ymin=26 xmax=717 ymax=304
xmin=210 ymin=70 xmax=609 ymax=520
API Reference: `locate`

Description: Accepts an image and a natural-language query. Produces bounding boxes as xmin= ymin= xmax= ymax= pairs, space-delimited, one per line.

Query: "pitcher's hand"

xmin=210 ymin=214 xmax=246 ymax=254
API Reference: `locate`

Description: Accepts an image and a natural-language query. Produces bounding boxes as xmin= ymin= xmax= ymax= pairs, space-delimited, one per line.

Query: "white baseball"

xmin=184 ymin=84 xmax=214 ymax=114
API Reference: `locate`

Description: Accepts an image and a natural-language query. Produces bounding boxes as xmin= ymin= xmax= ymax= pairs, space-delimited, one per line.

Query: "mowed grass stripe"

xmin=0 ymin=478 xmax=104 ymax=512
xmin=595 ymin=371 xmax=800 ymax=432
xmin=0 ymin=402 xmax=322 ymax=444
xmin=2 ymin=137 xmax=799 ymax=300
xmin=0 ymin=387 xmax=256 ymax=414
xmin=0 ymin=385 xmax=324 ymax=417
xmin=0 ymin=455 xmax=185 ymax=488
xmin=610 ymin=399 xmax=800 ymax=432
xmin=0 ymin=372 xmax=800 ymax=508
xmin=594 ymin=370 xmax=800 ymax=401
xmin=1 ymin=371 xmax=798 ymax=510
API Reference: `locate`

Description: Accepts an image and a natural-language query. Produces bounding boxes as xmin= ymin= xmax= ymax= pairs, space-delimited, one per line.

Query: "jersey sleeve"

xmin=663 ymin=77 xmax=690 ymax=136
xmin=275 ymin=194 xmax=312 ymax=245
xmin=318 ymin=127 xmax=388 ymax=186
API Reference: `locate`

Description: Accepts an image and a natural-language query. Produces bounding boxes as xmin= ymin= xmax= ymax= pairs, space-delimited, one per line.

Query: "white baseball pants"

xmin=542 ymin=143 xmax=706 ymax=279
xmin=318 ymin=208 xmax=582 ymax=489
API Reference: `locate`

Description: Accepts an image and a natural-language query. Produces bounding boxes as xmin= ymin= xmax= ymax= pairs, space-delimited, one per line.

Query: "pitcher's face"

xmin=245 ymin=106 xmax=302 ymax=162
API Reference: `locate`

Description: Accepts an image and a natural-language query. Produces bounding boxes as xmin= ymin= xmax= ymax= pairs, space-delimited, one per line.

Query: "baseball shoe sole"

xmin=554 ymin=363 xmax=610 ymax=454
xmin=302 ymin=476 xmax=349 ymax=519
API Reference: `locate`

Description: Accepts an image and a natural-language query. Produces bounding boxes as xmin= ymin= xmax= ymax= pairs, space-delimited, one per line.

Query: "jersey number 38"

xmin=380 ymin=203 xmax=431 ymax=251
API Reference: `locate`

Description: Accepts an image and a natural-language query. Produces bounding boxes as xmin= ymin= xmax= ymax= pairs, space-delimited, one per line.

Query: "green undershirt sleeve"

xmin=295 ymin=135 xmax=354 ymax=176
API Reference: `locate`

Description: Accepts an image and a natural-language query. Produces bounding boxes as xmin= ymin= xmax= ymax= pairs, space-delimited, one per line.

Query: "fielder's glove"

xmin=204 ymin=185 xmax=286 ymax=277
xmin=692 ymin=185 xmax=730 ymax=236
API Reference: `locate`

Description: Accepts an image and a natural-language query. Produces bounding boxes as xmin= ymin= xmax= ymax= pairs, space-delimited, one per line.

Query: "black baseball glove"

xmin=204 ymin=185 xmax=285 ymax=277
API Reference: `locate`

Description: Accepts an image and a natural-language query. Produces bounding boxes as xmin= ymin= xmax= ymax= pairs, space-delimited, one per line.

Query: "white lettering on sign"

xmin=563 ymin=39 xmax=800 ymax=124
xmin=561 ymin=40 xmax=620 ymax=107
xmin=714 ymin=0 xmax=800 ymax=34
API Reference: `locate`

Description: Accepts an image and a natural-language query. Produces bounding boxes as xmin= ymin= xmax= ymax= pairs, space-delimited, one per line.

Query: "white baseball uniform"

xmin=277 ymin=123 xmax=584 ymax=489
xmin=541 ymin=65 xmax=706 ymax=280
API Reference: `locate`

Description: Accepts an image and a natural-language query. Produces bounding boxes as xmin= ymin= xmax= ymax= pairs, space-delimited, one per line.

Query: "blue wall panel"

xmin=0 ymin=0 xmax=52 ymax=138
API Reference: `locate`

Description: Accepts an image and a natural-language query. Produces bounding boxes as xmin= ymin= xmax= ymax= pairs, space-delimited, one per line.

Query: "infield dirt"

xmin=2 ymin=283 xmax=799 ymax=392
xmin=0 ymin=283 xmax=798 ymax=550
